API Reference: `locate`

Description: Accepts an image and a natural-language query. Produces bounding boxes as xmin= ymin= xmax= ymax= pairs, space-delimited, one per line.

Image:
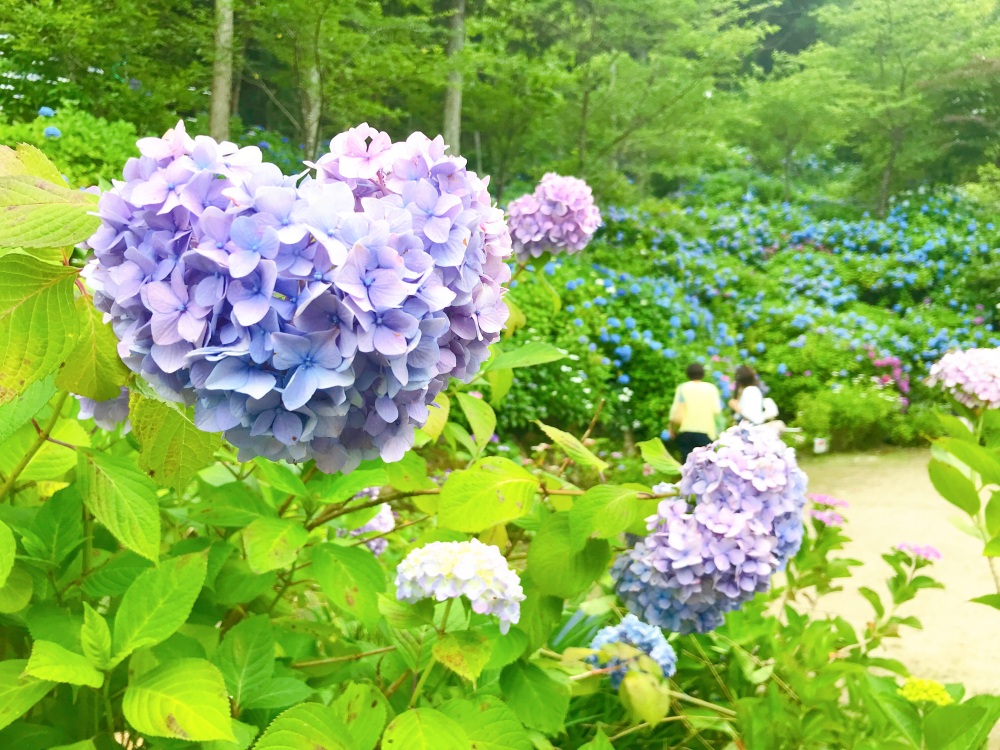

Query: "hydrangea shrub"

xmin=1 ymin=134 xmax=991 ymax=750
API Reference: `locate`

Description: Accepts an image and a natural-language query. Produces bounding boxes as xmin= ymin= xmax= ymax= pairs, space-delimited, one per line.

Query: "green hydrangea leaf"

xmin=77 ymin=449 xmax=161 ymax=562
xmin=0 ymin=520 xmax=14 ymax=588
xmin=112 ymin=553 xmax=207 ymax=663
xmin=381 ymin=708 xmax=470 ymax=750
xmin=313 ymin=543 xmax=385 ymax=629
xmin=55 ymin=299 xmax=129 ymax=401
xmin=499 ymin=661 xmax=570 ymax=735
xmin=252 ymin=703 xmax=353 ymax=749
xmin=433 ymin=631 xmax=493 ymax=683
xmin=24 ymin=640 xmax=103 ymax=688
xmin=439 ymin=696 xmax=532 ymax=750
xmin=212 ymin=615 xmax=275 ymax=711
xmin=0 ymin=660 xmax=54 ymax=731
xmin=0 ymin=255 xmax=79 ymax=405
xmin=122 ymin=658 xmax=235 ymax=742
xmin=0 ymin=175 xmax=99 ymax=249
xmin=438 ymin=457 xmax=539 ymax=533
xmin=536 ymin=422 xmax=608 ymax=473
xmin=242 ymin=517 xmax=308 ymax=574
xmin=130 ymin=394 xmax=224 ymax=494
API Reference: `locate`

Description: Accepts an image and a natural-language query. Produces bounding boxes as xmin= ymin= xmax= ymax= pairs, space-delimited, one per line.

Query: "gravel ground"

xmin=801 ymin=449 xmax=1000 ymax=747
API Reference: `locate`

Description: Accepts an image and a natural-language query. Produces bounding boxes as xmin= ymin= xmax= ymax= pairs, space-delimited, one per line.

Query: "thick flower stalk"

xmin=507 ymin=173 xmax=601 ymax=261
xmin=85 ymin=122 xmax=511 ymax=472
xmin=394 ymin=538 xmax=525 ymax=633
xmin=587 ymin=614 xmax=677 ymax=688
xmin=926 ymin=347 xmax=1000 ymax=410
xmin=612 ymin=424 xmax=807 ymax=634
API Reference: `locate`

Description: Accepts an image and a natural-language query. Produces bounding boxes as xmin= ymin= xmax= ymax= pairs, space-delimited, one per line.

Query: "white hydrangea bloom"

xmin=395 ymin=539 xmax=525 ymax=633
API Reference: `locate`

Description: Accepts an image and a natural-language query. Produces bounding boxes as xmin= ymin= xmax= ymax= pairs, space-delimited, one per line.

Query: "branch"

xmin=1 ymin=392 xmax=70 ymax=499
xmin=293 ymin=645 xmax=396 ymax=668
xmin=242 ymin=62 xmax=302 ymax=131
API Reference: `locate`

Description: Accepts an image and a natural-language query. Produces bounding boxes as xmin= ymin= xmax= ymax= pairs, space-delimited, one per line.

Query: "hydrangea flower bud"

xmin=85 ymin=121 xmax=511 ymax=473
xmin=587 ymin=614 xmax=677 ymax=688
xmin=899 ymin=678 xmax=953 ymax=706
xmin=507 ymin=173 xmax=601 ymax=260
xmin=394 ymin=538 xmax=525 ymax=633
xmin=612 ymin=424 xmax=807 ymax=634
xmin=926 ymin=347 xmax=1000 ymax=409
xmin=75 ymin=387 xmax=131 ymax=433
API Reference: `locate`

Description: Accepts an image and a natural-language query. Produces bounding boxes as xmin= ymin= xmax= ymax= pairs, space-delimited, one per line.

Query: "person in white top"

xmin=728 ymin=365 xmax=780 ymax=428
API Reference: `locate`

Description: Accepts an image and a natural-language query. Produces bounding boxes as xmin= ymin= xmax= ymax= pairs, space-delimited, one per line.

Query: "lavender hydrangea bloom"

xmin=395 ymin=538 xmax=525 ymax=633
xmin=76 ymin=387 xmax=131 ymax=433
xmin=348 ymin=494 xmax=394 ymax=557
xmin=507 ymin=173 xmax=601 ymax=261
xmin=926 ymin=347 xmax=1000 ymax=409
xmin=587 ymin=614 xmax=677 ymax=689
xmin=85 ymin=121 xmax=511 ymax=473
xmin=612 ymin=424 xmax=807 ymax=634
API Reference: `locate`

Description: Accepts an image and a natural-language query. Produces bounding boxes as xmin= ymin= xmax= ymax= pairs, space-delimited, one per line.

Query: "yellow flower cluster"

xmin=899 ymin=678 xmax=953 ymax=707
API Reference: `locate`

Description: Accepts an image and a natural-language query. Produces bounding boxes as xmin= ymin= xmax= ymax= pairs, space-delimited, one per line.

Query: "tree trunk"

xmin=443 ymin=0 xmax=466 ymax=153
xmin=301 ymin=52 xmax=321 ymax=157
xmin=299 ymin=13 xmax=325 ymax=159
xmin=210 ymin=0 xmax=234 ymax=142
xmin=578 ymin=86 xmax=590 ymax=173
xmin=878 ymin=129 xmax=903 ymax=217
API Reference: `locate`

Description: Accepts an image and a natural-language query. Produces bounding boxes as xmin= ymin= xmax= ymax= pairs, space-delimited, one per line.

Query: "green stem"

xmin=438 ymin=598 xmax=455 ymax=634
xmin=672 ymin=690 xmax=737 ymax=718
xmin=0 ymin=392 xmax=69 ymax=500
xmin=293 ymin=646 xmax=396 ymax=668
xmin=102 ymin=678 xmax=115 ymax=734
xmin=82 ymin=506 xmax=94 ymax=581
xmin=408 ymin=662 xmax=435 ymax=708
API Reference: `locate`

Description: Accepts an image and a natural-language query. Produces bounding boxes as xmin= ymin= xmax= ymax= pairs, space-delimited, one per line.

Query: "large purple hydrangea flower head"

xmin=507 ymin=173 xmax=601 ymax=261
xmin=612 ymin=424 xmax=807 ymax=634
xmin=85 ymin=121 xmax=511 ymax=473
xmin=926 ymin=347 xmax=1000 ymax=410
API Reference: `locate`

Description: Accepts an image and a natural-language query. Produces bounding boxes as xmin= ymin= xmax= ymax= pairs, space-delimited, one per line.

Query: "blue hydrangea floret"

xmin=587 ymin=614 xmax=677 ymax=688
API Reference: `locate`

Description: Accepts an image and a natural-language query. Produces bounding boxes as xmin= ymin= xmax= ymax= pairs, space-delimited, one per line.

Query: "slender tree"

xmin=210 ymin=0 xmax=235 ymax=142
xmin=443 ymin=0 xmax=467 ymax=152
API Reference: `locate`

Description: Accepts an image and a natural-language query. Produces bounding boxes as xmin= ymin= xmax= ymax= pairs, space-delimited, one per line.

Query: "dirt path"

xmin=801 ymin=449 xmax=1000 ymax=744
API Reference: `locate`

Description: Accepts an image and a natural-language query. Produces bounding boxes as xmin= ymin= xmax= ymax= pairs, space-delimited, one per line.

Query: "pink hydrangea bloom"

xmin=927 ymin=348 xmax=1000 ymax=409
xmin=507 ymin=173 xmax=601 ymax=260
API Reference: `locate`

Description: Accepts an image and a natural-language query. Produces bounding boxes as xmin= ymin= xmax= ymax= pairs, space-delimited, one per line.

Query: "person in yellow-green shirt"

xmin=668 ymin=363 xmax=723 ymax=462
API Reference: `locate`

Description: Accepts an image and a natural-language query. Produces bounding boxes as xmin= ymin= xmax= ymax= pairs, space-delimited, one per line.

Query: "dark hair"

xmin=734 ymin=365 xmax=758 ymax=390
xmin=686 ymin=362 xmax=705 ymax=380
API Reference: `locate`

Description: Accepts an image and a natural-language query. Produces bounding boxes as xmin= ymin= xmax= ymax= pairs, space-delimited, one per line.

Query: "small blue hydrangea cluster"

xmin=395 ymin=538 xmax=525 ymax=633
xmin=348 ymin=495 xmax=394 ymax=557
xmin=85 ymin=122 xmax=511 ymax=472
xmin=612 ymin=424 xmax=807 ymax=634
xmin=75 ymin=387 xmax=131 ymax=432
xmin=587 ymin=614 xmax=677 ymax=688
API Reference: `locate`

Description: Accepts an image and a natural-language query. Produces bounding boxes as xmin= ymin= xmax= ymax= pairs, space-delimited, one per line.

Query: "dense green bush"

xmin=0 ymin=105 xmax=139 ymax=187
